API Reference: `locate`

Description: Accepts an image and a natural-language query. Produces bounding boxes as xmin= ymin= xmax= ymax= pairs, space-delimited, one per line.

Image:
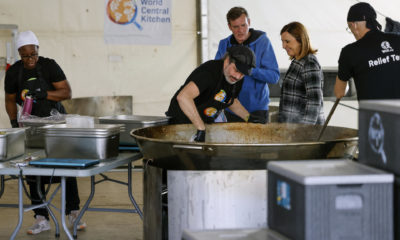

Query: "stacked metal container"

xmin=19 ymin=119 xmax=65 ymax=148
xmin=98 ymin=115 xmax=170 ymax=146
xmin=40 ymin=124 xmax=123 ymax=159
xmin=0 ymin=128 xmax=26 ymax=160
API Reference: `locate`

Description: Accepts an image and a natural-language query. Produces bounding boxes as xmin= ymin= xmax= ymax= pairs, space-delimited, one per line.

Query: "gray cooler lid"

xmin=359 ymin=100 xmax=400 ymax=114
xmin=267 ymin=160 xmax=393 ymax=185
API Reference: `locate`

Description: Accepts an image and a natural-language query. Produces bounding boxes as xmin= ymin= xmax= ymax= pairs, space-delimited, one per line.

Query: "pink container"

xmin=21 ymin=95 xmax=33 ymax=116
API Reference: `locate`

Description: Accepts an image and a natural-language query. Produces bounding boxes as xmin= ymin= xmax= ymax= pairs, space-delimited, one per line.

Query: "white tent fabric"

xmin=206 ymin=0 xmax=400 ymax=129
xmin=207 ymin=0 xmax=400 ymax=68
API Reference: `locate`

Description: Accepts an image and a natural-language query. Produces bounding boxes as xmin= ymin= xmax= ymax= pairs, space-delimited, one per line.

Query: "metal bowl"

xmin=131 ymin=123 xmax=358 ymax=170
xmin=99 ymin=115 xmax=170 ymax=145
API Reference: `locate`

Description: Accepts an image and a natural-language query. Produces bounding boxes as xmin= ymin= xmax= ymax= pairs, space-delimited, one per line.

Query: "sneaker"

xmin=68 ymin=210 xmax=87 ymax=230
xmin=27 ymin=215 xmax=51 ymax=235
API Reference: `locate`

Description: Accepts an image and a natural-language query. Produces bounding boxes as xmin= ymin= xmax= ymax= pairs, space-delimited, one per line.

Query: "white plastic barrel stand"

xmin=167 ymin=170 xmax=267 ymax=240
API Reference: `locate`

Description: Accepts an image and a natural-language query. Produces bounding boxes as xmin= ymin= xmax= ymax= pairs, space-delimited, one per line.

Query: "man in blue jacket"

xmin=215 ymin=6 xmax=280 ymax=123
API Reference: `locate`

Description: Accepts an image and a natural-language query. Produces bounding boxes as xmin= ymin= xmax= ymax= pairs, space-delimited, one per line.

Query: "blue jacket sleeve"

xmin=215 ymin=38 xmax=229 ymax=60
xmin=215 ymin=34 xmax=280 ymax=85
xmin=250 ymin=37 xmax=280 ymax=85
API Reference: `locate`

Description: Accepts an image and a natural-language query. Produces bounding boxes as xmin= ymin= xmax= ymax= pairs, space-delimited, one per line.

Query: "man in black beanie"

xmin=334 ymin=2 xmax=400 ymax=100
xmin=166 ymin=45 xmax=264 ymax=142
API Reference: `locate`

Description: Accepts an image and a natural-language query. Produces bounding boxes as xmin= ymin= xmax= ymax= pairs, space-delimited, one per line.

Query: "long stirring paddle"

xmin=317 ymin=98 xmax=341 ymax=141
xmin=317 ymin=83 xmax=349 ymax=141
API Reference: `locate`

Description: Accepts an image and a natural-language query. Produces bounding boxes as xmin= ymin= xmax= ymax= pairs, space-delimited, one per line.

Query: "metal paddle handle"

xmin=317 ymin=98 xmax=341 ymax=141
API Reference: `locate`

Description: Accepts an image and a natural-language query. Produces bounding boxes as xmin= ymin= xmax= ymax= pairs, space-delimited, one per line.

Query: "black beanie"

xmin=347 ymin=2 xmax=382 ymax=30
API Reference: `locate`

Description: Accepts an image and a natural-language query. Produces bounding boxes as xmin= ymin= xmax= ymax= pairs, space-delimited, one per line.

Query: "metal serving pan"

xmin=0 ymin=128 xmax=26 ymax=160
xmin=99 ymin=115 xmax=170 ymax=145
xmin=40 ymin=124 xmax=123 ymax=159
xmin=131 ymin=123 xmax=358 ymax=170
xmin=19 ymin=119 xmax=65 ymax=148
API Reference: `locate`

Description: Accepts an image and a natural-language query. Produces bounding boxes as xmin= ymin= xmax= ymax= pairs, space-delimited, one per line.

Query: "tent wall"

xmin=0 ymin=0 xmax=198 ymax=127
xmin=206 ymin=0 xmax=400 ymax=129
xmin=207 ymin=0 xmax=400 ymax=68
xmin=1 ymin=0 xmax=399 ymax=128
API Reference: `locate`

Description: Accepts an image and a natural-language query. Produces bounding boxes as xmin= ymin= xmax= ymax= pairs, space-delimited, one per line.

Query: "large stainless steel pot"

xmin=131 ymin=123 xmax=358 ymax=170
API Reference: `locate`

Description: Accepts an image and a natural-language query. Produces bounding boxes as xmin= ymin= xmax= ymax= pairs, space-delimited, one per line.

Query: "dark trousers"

xmin=225 ymin=110 xmax=269 ymax=123
xmin=27 ymin=176 xmax=80 ymax=220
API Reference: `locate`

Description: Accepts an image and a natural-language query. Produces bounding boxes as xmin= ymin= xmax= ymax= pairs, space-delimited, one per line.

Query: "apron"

xmin=18 ymin=62 xmax=66 ymax=117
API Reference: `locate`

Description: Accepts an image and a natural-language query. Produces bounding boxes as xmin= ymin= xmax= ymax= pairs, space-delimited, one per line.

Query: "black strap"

xmin=17 ymin=61 xmax=66 ymax=115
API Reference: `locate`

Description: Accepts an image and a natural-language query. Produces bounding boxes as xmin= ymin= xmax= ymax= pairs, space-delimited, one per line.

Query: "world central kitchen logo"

xmin=368 ymin=113 xmax=387 ymax=164
xmin=381 ymin=41 xmax=394 ymax=53
xmin=106 ymin=0 xmax=171 ymax=30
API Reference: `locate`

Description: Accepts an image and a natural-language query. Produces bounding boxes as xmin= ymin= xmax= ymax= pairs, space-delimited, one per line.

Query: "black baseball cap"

xmin=227 ymin=45 xmax=256 ymax=76
xmin=347 ymin=2 xmax=376 ymax=21
xmin=347 ymin=2 xmax=381 ymax=29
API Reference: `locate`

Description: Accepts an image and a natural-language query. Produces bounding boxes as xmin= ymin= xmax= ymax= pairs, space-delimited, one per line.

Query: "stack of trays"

xmin=19 ymin=119 xmax=65 ymax=148
xmin=0 ymin=128 xmax=26 ymax=160
xmin=99 ymin=115 xmax=170 ymax=145
xmin=40 ymin=124 xmax=123 ymax=159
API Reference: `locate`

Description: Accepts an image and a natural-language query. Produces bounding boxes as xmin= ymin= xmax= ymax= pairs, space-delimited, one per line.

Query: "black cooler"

xmin=267 ymin=159 xmax=393 ymax=240
xmin=359 ymin=100 xmax=400 ymax=175
xmin=359 ymin=100 xmax=400 ymax=239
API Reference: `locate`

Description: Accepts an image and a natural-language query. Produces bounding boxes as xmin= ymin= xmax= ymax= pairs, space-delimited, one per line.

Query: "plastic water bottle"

xmin=21 ymin=95 xmax=33 ymax=116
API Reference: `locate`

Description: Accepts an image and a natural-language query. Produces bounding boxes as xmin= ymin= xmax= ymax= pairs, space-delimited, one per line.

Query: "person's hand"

xmin=248 ymin=114 xmax=266 ymax=124
xmin=190 ymin=130 xmax=206 ymax=142
xmin=10 ymin=119 xmax=19 ymax=128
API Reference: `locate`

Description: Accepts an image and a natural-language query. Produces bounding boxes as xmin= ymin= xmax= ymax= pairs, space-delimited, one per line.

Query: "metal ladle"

xmin=317 ymin=85 xmax=349 ymax=141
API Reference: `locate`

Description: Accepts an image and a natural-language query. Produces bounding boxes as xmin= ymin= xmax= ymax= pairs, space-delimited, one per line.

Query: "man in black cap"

xmin=166 ymin=45 xmax=263 ymax=142
xmin=334 ymin=2 xmax=400 ymax=100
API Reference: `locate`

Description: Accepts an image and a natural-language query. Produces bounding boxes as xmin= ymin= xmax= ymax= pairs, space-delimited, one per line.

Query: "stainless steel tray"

xmin=99 ymin=115 xmax=170 ymax=145
xmin=0 ymin=128 xmax=26 ymax=160
xmin=40 ymin=124 xmax=123 ymax=159
xmin=19 ymin=119 xmax=65 ymax=148
xmin=40 ymin=124 xmax=123 ymax=137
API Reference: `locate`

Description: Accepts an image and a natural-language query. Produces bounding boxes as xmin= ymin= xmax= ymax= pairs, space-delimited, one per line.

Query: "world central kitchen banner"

xmin=104 ymin=0 xmax=171 ymax=45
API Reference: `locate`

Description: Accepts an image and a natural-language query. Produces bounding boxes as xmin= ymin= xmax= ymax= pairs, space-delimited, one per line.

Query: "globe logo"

xmin=381 ymin=41 xmax=393 ymax=53
xmin=107 ymin=0 xmax=142 ymax=30
xmin=368 ymin=113 xmax=387 ymax=164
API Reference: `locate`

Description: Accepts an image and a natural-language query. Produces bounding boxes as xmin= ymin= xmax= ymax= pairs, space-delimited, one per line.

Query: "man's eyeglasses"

xmin=346 ymin=27 xmax=352 ymax=34
xmin=20 ymin=53 xmax=38 ymax=60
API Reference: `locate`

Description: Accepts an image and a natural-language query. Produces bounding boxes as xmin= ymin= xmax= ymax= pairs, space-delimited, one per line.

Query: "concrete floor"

xmin=0 ymin=168 xmax=144 ymax=240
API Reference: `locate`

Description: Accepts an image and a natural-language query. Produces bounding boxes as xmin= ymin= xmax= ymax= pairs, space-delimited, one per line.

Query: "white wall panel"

xmin=206 ymin=0 xmax=400 ymax=129
xmin=207 ymin=0 xmax=400 ymax=68
xmin=0 ymin=0 xmax=197 ymax=127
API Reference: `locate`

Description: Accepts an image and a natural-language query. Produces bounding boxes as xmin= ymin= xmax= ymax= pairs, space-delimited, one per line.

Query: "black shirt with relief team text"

xmin=338 ymin=30 xmax=400 ymax=100
xmin=166 ymin=60 xmax=243 ymax=124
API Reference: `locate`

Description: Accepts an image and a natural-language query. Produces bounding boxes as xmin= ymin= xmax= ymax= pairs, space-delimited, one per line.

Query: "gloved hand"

xmin=247 ymin=113 xmax=267 ymax=124
xmin=190 ymin=130 xmax=206 ymax=142
xmin=30 ymin=88 xmax=48 ymax=100
xmin=10 ymin=119 xmax=19 ymax=128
